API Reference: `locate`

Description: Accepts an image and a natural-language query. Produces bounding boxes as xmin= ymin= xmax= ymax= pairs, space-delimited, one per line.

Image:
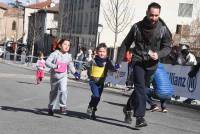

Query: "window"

xmin=93 ymin=12 xmax=97 ymax=34
xmin=74 ymin=0 xmax=77 ymax=10
xmin=95 ymin=0 xmax=99 ymax=7
xmin=78 ymin=0 xmax=81 ymax=10
xmin=72 ymin=15 xmax=76 ymax=32
xmin=178 ymin=3 xmax=193 ymax=17
xmin=12 ymin=21 xmax=16 ymax=30
xmin=84 ymin=12 xmax=88 ymax=27
xmin=89 ymin=12 xmax=93 ymax=34
xmin=91 ymin=0 xmax=94 ymax=8
xmin=175 ymin=24 xmax=190 ymax=37
xmin=82 ymin=0 xmax=84 ymax=9
xmin=176 ymin=24 xmax=182 ymax=34
xmin=80 ymin=13 xmax=83 ymax=33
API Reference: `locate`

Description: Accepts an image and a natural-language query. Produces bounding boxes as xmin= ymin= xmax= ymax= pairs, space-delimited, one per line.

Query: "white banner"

xmin=164 ymin=64 xmax=200 ymax=99
xmin=105 ymin=62 xmax=128 ymax=85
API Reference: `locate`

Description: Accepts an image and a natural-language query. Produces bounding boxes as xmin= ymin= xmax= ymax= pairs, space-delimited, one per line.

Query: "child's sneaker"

xmin=162 ymin=108 xmax=168 ymax=113
xmin=60 ymin=107 xmax=68 ymax=115
xmin=150 ymin=105 xmax=160 ymax=112
xmin=36 ymin=79 xmax=40 ymax=84
xmin=48 ymin=109 xmax=54 ymax=116
xmin=123 ymin=106 xmax=133 ymax=124
xmin=87 ymin=106 xmax=96 ymax=120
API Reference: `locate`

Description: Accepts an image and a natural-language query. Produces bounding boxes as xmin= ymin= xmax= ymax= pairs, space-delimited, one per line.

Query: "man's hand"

xmin=149 ymin=52 xmax=159 ymax=60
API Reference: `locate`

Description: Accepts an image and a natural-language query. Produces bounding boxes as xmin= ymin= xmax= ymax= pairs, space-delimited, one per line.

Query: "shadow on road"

xmin=97 ymin=115 xmax=126 ymax=123
xmin=61 ymin=110 xmax=89 ymax=120
xmin=17 ymin=81 xmax=36 ymax=85
xmin=17 ymin=81 xmax=49 ymax=85
xmin=94 ymin=117 xmax=139 ymax=130
xmin=62 ymin=109 xmax=139 ymax=130
xmin=1 ymin=106 xmax=139 ymax=130
xmin=103 ymin=100 xmax=126 ymax=107
xmin=0 ymin=106 xmax=61 ymax=118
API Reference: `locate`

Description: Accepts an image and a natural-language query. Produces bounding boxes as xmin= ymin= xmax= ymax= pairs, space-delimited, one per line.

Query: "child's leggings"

xmin=88 ymin=80 xmax=104 ymax=110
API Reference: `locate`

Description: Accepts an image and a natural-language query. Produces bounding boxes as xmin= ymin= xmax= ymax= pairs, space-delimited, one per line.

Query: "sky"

xmin=0 ymin=0 xmax=59 ymax=5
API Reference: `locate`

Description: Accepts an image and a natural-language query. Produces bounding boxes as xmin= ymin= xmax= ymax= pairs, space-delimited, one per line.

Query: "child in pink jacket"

xmin=36 ymin=52 xmax=45 ymax=84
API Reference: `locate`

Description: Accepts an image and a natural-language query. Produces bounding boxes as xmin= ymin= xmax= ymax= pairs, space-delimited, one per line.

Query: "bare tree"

xmin=184 ymin=1 xmax=200 ymax=57
xmin=102 ymin=0 xmax=134 ymax=61
xmin=27 ymin=11 xmax=37 ymax=63
xmin=188 ymin=18 xmax=200 ymax=57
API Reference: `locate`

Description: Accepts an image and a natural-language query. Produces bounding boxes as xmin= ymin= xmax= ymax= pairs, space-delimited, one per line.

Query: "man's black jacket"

xmin=116 ymin=18 xmax=172 ymax=69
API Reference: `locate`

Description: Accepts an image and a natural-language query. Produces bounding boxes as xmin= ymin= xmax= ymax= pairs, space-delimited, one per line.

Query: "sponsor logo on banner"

xmin=168 ymin=72 xmax=197 ymax=92
xmin=119 ymin=71 xmax=126 ymax=77
xmin=187 ymin=77 xmax=197 ymax=92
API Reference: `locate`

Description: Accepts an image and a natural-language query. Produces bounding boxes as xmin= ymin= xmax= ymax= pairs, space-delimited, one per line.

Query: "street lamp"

xmin=96 ymin=24 xmax=103 ymax=47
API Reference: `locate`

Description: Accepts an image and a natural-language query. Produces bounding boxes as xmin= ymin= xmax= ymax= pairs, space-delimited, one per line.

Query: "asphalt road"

xmin=0 ymin=63 xmax=200 ymax=134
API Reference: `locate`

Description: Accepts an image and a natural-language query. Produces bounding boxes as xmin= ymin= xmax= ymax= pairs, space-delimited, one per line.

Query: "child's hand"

xmin=74 ymin=72 xmax=80 ymax=80
xmin=114 ymin=64 xmax=120 ymax=71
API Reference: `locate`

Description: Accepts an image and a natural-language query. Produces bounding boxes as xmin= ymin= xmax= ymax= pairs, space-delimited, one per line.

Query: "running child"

xmin=45 ymin=39 xmax=80 ymax=116
xmin=36 ymin=52 xmax=45 ymax=84
xmin=83 ymin=43 xmax=120 ymax=119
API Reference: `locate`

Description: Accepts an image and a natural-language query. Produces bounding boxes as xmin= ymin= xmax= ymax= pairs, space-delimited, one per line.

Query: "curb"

xmin=0 ymin=60 xmax=36 ymax=71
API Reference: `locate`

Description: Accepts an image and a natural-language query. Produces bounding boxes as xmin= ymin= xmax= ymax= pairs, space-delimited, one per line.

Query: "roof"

xmin=39 ymin=3 xmax=59 ymax=13
xmin=47 ymin=3 xmax=59 ymax=12
xmin=0 ymin=2 xmax=8 ymax=10
xmin=26 ymin=0 xmax=52 ymax=9
xmin=4 ymin=8 xmax=23 ymax=17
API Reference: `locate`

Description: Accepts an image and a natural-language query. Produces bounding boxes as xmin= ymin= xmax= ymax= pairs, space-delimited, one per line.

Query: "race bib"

xmin=91 ymin=65 xmax=105 ymax=78
xmin=54 ymin=61 xmax=67 ymax=73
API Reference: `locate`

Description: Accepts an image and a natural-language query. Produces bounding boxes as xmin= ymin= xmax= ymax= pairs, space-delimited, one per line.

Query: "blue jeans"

xmin=145 ymin=88 xmax=167 ymax=109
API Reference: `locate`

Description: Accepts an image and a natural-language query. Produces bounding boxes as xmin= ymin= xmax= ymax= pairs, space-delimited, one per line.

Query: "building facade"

xmin=23 ymin=0 xmax=57 ymax=44
xmin=27 ymin=5 xmax=58 ymax=57
xmin=59 ymin=0 xmax=200 ymax=58
xmin=98 ymin=0 xmax=200 ymax=47
xmin=0 ymin=3 xmax=24 ymax=43
xmin=58 ymin=0 xmax=100 ymax=56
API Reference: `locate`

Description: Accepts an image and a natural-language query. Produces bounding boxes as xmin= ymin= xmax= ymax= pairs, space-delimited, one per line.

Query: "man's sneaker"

xmin=91 ymin=110 xmax=96 ymax=120
xmin=150 ymin=105 xmax=160 ymax=112
xmin=162 ymin=108 xmax=168 ymax=113
xmin=60 ymin=107 xmax=68 ymax=115
xmin=123 ymin=107 xmax=132 ymax=124
xmin=48 ymin=109 xmax=54 ymax=116
xmin=135 ymin=117 xmax=148 ymax=128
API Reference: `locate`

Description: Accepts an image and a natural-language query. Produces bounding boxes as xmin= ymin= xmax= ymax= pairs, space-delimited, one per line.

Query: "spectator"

xmin=86 ymin=49 xmax=93 ymax=62
xmin=179 ymin=44 xmax=197 ymax=104
xmin=178 ymin=44 xmax=197 ymax=66
xmin=167 ymin=46 xmax=179 ymax=65
xmin=76 ymin=47 xmax=87 ymax=71
xmin=76 ymin=47 xmax=86 ymax=61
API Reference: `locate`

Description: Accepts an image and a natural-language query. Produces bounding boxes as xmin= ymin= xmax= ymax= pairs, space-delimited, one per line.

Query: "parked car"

xmin=0 ymin=46 xmax=4 ymax=57
xmin=3 ymin=41 xmax=28 ymax=60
